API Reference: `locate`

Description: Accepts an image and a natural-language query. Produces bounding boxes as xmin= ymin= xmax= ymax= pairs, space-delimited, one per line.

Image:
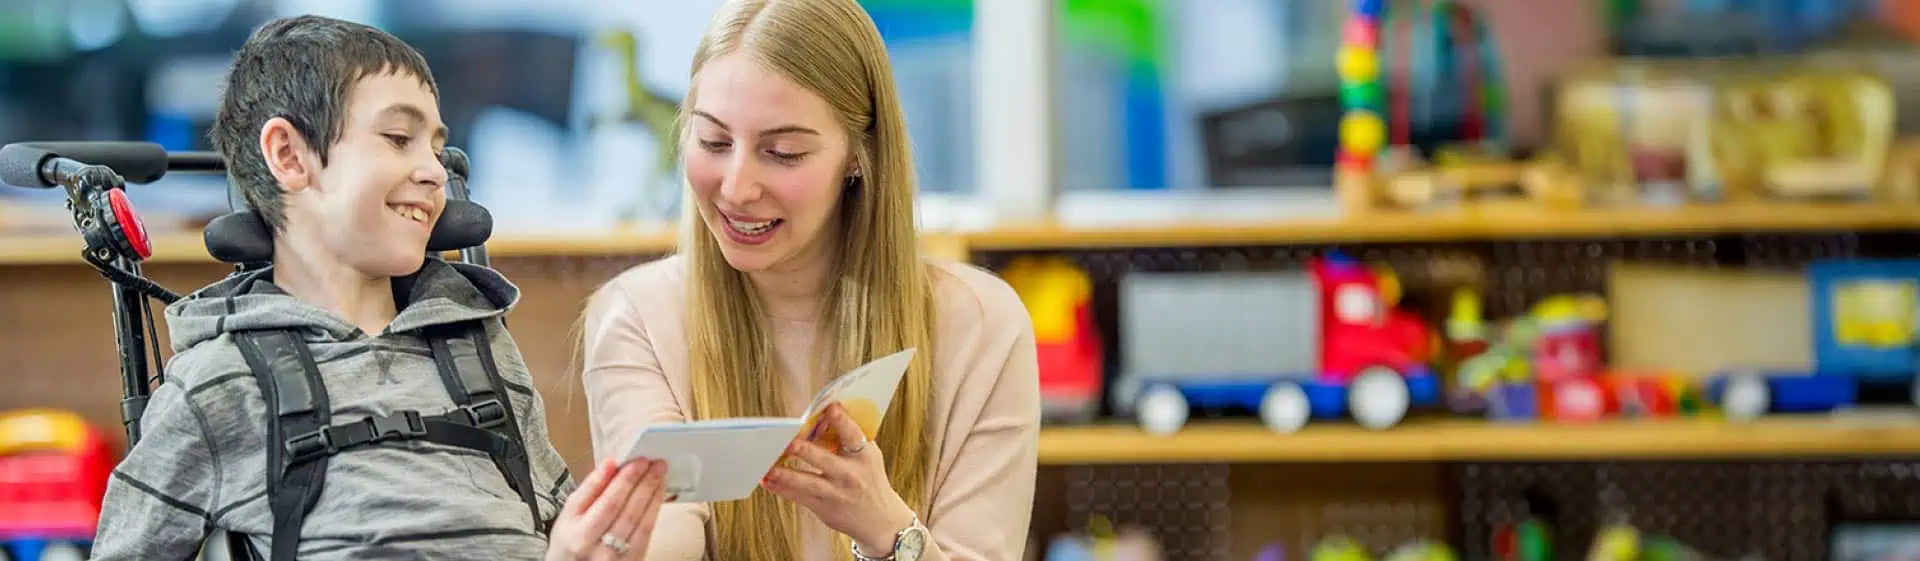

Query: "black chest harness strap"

xmin=231 ymin=321 xmax=545 ymax=561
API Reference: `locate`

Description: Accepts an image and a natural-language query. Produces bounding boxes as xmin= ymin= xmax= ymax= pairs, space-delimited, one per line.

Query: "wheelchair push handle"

xmin=0 ymin=141 xmax=220 ymax=188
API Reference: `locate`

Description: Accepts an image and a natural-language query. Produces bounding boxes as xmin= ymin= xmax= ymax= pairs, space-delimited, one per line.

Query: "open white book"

xmin=620 ymin=348 xmax=916 ymax=503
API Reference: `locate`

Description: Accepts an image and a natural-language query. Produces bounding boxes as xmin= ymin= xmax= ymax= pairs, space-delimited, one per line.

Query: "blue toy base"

xmin=1142 ymin=371 xmax=1443 ymax=421
xmin=1706 ymin=370 xmax=1860 ymax=414
xmin=2 ymin=539 xmax=92 ymax=561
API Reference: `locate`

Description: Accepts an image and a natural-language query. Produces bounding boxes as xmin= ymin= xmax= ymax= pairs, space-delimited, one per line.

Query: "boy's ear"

xmin=259 ymin=117 xmax=316 ymax=193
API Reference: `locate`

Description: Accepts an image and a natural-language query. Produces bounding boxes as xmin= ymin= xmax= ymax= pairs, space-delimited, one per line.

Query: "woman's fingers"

xmin=607 ymin=459 xmax=666 ymax=546
xmin=827 ymin=404 xmax=869 ymax=449
xmin=763 ymin=465 xmax=836 ymax=502
xmin=581 ymin=461 xmax=651 ymax=537
xmin=626 ymin=466 xmax=671 ymax=551
xmin=783 ymin=438 xmax=850 ymax=481
xmin=563 ymin=460 xmax=617 ymax=516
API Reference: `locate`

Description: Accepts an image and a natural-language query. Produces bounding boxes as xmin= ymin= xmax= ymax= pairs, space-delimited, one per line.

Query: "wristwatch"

xmin=852 ymin=515 xmax=928 ymax=561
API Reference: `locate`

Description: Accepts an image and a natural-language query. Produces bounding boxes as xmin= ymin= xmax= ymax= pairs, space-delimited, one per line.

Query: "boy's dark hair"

xmin=210 ymin=15 xmax=439 ymax=232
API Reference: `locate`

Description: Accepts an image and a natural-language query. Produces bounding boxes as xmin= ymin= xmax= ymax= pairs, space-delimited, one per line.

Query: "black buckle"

xmin=367 ymin=411 xmax=428 ymax=443
xmin=459 ymin=399 xmax=508 ymax=429
xmin=285 ymin=430 xmax=332 ymax=465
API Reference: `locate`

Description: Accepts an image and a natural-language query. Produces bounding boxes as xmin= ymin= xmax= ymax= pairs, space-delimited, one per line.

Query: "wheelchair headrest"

xmin=204 ymin=199 xmax=494 ymax=264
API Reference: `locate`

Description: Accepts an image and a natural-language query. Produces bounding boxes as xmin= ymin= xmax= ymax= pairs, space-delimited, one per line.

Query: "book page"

xmin=623 ymin=417 xmax=805 ymax=503
xmin=798 ymin=348 xmax=917 ymax=443
xmin=619 ymin=348 xmax=916 ymax=503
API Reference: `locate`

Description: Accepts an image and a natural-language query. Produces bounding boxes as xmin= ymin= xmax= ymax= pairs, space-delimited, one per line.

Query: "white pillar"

xmin=973 ymin=0 xmax=1056 ymax=224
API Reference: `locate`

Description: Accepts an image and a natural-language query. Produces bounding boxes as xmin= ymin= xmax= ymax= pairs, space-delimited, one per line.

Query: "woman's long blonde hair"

xmin=678 ymin=1 xmax=936 ymax=559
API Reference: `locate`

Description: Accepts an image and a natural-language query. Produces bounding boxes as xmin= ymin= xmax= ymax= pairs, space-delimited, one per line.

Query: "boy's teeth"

xmin=390 ymin=205 xmax=427 ymax=223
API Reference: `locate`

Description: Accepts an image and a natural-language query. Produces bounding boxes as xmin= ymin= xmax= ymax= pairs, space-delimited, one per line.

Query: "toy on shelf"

xmin=1113 ymin=252 xmax=1439 ymax=435
xmin=1335 ymin=0 xmax=1541 ymax=215
xmin=1710 ymin=71 xmax=1894 ymax=203
xmin=1530 ymin=294 xmax=1613 ymax=423
xmin=1002 ymin=256 xmax=1105 ymax=424
xmin=1290 ymin=536 xmax=1459 ymax=561
xmin=1587 ymin=523 xmax=1719 ymax=561
xmin=0 ymin=409 xmax=112 ymax=561
xmin=1491 ymin=518 xmax=1553 ymax=561
xmin=1038 ymin=516 xmax=1163 ymax=561
xmin=1447 ymin=292 xmax=1698 ymax=424
xmin=1382 ymin=541 xmax=1458 ymax=561
xmin=1311 ymin=536 xmax=1372 ymax=561
xmin=1548 ymin=62 xmax=1720 ymax=206
xmin=1710 ymin=258 xmax=1920 ymax=420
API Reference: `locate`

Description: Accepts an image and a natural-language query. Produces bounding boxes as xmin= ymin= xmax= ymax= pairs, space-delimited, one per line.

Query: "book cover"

xmin=620 ymin=348 xmax=917 ymax=503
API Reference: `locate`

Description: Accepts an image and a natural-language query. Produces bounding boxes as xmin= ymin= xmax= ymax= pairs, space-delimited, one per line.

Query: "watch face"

xmin=896 ymin=526 xmax=928 ymax=560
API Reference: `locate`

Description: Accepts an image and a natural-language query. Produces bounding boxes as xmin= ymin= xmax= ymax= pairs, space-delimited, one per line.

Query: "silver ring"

xmin=600 ymin=533 xmax=630 ymax=554
xmin=838 ymin=440 xmax=868 ymax=456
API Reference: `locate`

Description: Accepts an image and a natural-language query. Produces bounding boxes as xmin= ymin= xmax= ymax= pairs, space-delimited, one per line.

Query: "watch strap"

xmin=852 ymin=515 xmax=925 ymax=561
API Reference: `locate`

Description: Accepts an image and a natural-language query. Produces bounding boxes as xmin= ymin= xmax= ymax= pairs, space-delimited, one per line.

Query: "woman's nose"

xmin=719 ymin=156 xmax=764 ymax=204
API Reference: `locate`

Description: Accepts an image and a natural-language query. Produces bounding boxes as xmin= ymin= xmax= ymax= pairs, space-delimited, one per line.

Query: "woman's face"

xmin=684 ymin=52 xmax=853 ymax=275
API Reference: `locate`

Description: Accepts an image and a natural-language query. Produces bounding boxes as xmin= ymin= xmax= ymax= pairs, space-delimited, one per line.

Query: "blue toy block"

xmin=1487 ymin=383 xmax=1539 ymax=422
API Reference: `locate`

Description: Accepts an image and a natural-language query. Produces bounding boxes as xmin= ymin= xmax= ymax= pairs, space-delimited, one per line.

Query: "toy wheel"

xmin=1259 ymin=382 xmax=1311 ymax=433
xmin=1349 ymin=366 xmax=1411 ymax=430
xmin=1135 ymin=384 xmax=1190 ymax=436
xmin=1721 ymin=373 xmax=1770 ymax=422
xmin=39 ymin=543 xmax=85 ymax=561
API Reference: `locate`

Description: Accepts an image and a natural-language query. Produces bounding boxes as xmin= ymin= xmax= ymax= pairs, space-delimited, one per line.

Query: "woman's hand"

xmin=546 ymin=457 xmax=672 ymax=561
xmin=762 ymin=403 xmax=919 ymax=557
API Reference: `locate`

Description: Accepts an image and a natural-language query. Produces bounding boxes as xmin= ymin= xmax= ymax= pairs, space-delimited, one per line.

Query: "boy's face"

xmin=276 ymin=71 xmax=449 ymax=279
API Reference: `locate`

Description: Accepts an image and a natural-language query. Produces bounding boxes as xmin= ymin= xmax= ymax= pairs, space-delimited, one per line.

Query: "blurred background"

xmin=5 ymin=0 xmax=1920 ymax=560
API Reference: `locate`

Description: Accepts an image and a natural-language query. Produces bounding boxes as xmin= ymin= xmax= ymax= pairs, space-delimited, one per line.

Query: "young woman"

xmin=571 ymin=0 xmax=1041 ymax=560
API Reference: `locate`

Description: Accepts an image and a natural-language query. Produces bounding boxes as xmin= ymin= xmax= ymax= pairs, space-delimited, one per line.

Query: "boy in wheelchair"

xmin=86 ymin=15 xmax=664 ymax=561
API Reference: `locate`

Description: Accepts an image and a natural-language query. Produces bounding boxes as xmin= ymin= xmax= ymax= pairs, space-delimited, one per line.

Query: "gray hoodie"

xmin=89 ymin=259 xmax=575 ymax=561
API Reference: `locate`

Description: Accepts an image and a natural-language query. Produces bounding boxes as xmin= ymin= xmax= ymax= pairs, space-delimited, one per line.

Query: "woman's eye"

xmin=767 ymin=150 xmax=807 ymax=163
xmin=698 ymin=139 xmax=731 ymax=152
xmin=383 ymin=134 xmax=411 ymax=148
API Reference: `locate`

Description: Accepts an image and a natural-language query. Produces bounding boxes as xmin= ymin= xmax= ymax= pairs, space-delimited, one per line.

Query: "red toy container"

xmin=0 ymin=409 xmax=114 ymax=542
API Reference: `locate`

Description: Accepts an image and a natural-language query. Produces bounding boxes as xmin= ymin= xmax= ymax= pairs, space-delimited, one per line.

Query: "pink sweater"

xmin=580 ymin=255 xmax=1040 ymax=561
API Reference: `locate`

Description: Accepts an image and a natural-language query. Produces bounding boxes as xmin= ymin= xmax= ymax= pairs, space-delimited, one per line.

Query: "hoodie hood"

xmin=164 ymin=259 xmax=521 ymax=353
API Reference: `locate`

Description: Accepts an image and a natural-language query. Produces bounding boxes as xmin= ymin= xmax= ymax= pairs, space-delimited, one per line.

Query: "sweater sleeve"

xmin=89 ymin=362 xmax=219 ymax=561
xmin=920 ymin=281 xmax=1042 ymax=561
xmin=580 ymin=277 xmax=710 ymax=561
xmin=483 ymin=319 xmax=578 ymax=527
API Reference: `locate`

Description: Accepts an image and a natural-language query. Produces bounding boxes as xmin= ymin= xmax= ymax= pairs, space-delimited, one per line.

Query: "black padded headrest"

xmin=204 ymin=199 xmax=494 ymax=264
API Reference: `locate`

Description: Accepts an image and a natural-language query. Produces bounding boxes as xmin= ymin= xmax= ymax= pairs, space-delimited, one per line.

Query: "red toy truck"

xmin=1116 ymin=253 xmax=1441 ymax=434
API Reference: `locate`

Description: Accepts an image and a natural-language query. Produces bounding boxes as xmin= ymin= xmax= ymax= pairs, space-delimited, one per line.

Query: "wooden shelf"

xmin=3 ymin=202 xmax=1917 ymax=266
xmin=1036 ymin=417 xmax=1920 ymax=465
xmin=0 ymin=227 xmax=687 ymax=266
xmin=970 ymin=202 xmax=1920 ymax=251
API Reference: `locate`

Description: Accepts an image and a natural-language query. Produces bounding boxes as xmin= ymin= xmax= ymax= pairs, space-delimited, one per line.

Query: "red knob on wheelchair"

xmin=105 ymin=189 xmax=152 ymax=261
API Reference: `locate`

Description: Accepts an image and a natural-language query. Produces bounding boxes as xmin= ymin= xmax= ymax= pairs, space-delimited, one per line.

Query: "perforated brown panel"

xmin=1452 ymin=460 xmax=1920 ymax=561
xmin=1057 ymin=463 xmax=1233 ymax=561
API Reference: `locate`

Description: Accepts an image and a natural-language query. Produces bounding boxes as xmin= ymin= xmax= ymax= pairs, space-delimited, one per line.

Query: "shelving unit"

xmin=1037 ymin=417 xmax=1920 ymax=465
xmin=2 ymin=201 xmax=1917 ymax=559
xmin=3 ymin=202 xmax=1917 ymax=265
